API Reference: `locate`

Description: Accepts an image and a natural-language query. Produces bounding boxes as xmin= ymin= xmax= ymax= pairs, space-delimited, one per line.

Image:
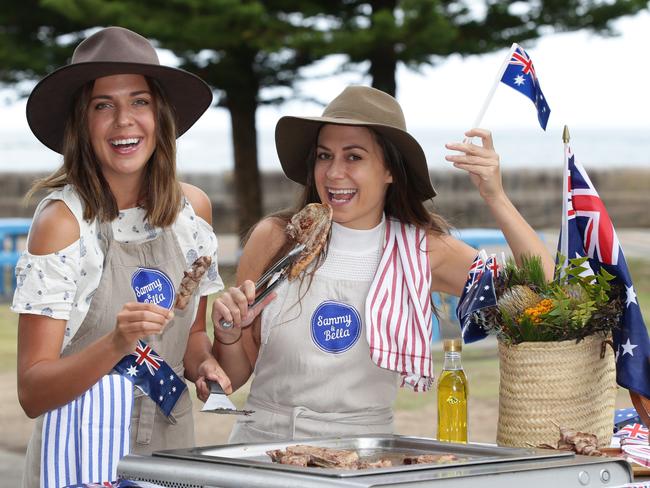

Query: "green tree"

xmin=327 ymin=0 xmax=649 ymax=96
xmin=1 ymin=0 xmax=330 ymax=237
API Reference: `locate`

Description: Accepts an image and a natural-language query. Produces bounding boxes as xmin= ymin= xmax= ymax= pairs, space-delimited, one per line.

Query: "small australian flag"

xmin=456 ymin=251 xmax=499 ymax=343
xmin=500 ymin=43 xmax=551 ymax=130
xmin=113 ymin=340 xmax=186 ymax=417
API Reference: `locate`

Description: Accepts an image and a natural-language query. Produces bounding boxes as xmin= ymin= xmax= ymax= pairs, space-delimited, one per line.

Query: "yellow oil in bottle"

xmin=437 ymin=339 xmax=468 ymax=443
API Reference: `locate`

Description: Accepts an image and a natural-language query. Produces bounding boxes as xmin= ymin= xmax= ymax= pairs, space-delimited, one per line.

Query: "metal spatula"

xmin=201 ymin=380 xmax=253 ymax=416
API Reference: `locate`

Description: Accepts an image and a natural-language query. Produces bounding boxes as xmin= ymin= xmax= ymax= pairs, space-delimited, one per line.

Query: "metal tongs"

xmin=220 ymin=244 xmax=305 ymax=329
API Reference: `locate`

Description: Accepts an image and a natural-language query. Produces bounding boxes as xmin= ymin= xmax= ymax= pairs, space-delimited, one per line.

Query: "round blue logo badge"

xmin=131 ymin=268 xmax=176 ymax=310
xmin=310 ymin=301 xmax=361 ymax=354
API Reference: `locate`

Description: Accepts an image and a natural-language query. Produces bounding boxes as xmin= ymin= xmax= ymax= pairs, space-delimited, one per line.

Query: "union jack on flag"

xmin=113 ymin=340 xmax=186 ymax=416
xmin=558 ymin=145 xmax=650 ymax=399
xmin=132 ymin=341 xmax=162 ymax=376
xmin=466 ymin=254 xmax=485 ymax=288
xmin=615 ymin=423 xmax=649 ymax=441
xmin=500 ymin=43 xmax=551 ymax=130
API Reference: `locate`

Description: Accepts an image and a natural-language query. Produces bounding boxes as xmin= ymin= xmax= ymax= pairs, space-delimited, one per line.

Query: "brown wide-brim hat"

xmin=275 ymin=85 xmax=436 ymax=200
xmin=26 ymin=26 xmax=213 ymax=154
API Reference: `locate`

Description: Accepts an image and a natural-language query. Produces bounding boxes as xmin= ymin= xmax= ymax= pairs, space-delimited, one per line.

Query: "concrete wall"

xmin=2 ymin=168 xmax=649 ymax=233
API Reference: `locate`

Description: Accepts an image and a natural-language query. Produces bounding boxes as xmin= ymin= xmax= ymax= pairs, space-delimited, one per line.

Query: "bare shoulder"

xmin=180 ymin=182 xmax=212 ymax=224
xmin=237 ymin=217 xmax=288 ymax=281
xmin=27 ymin=200 xmax=80 ymax=255
xmin=427 ymin=230 xmax=476 ymax=266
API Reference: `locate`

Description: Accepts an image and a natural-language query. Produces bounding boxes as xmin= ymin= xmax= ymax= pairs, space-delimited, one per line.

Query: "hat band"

xmin=322 ymin=109 xmax=406 ymax=130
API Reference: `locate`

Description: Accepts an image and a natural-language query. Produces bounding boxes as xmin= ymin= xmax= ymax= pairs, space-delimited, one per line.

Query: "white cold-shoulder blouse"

xmin=11 ymin=184 xmax=224 ymax=350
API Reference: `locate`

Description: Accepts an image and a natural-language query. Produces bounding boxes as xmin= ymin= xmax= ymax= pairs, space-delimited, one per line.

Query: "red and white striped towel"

xmin=365 ymin=218 xmax=433 ymax=392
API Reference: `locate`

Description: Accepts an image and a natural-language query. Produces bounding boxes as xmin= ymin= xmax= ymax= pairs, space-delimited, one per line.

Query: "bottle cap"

xmin=443 ymin=338 xmax=462 ymax=352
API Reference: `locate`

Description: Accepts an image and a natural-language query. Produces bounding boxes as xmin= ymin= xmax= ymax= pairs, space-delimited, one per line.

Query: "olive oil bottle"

xmin=437 ymin=338 xmax=468 ymax=442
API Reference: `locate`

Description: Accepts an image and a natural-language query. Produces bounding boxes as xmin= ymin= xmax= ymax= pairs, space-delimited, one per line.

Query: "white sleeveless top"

xmin=230 ymin=216 xmax=400 ymax=443
xmin=11 ymin=185 xmax=224 ymax=350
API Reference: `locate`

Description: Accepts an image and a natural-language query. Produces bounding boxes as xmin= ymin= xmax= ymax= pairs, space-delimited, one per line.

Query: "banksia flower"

xmin=498 ymin=285 xmax=541 ymax=319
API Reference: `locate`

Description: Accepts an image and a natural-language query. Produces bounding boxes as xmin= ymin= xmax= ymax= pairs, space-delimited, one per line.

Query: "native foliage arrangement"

xmin=477 ymin=255 xmax=623 ymax=344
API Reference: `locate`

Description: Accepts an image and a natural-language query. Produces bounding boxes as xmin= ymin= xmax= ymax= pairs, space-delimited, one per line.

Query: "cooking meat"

xmin=402 ymin=454 xmax=459 ymax=464
xmin=174 ymin=256 xmax=212 ymax=310
xmin=267 ymin=444 xmax=459 ymax=469
xmin=357 ymin=459 xmax=393 ymax=469
xmin=267 ymin=445 xmax=359 ymax=469
xmin=286 ymin=203 xmax=332 ymax=280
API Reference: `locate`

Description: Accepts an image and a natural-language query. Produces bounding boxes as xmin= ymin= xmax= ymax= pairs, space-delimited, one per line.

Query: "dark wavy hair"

xmin=252 ymin=125 xmax=450 ymax=272
xmin=28 ymin=76 xmax=182 ymax=227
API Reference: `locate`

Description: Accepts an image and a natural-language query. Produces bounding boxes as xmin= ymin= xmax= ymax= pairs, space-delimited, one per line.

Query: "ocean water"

xmin=1 ymin=126 xmax=648 ymax=173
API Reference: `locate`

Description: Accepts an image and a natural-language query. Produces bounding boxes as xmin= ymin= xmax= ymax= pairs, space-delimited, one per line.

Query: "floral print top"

xmin=11 ymin=185 xmax=224 ymax=350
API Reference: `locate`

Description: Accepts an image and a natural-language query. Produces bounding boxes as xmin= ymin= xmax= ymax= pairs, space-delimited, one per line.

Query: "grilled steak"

xmin=267 ymin=444 xmax=458 ymax=469
xmin=285 ymin=203 xmax=332 ymax=280
xmin=267 ymin=445 xmax=359 ymax=469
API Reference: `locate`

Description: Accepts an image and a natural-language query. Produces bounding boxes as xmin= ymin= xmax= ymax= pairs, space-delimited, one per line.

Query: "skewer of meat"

xmin=174 ymin=256 xmax=212 ymax=310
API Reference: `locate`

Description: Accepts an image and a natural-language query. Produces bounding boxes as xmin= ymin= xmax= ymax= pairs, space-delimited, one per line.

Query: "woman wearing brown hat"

xmin=12 ymin=27 xmax=229 ymax=487
xmin=211 ymin=85 xmax=555 ymax=443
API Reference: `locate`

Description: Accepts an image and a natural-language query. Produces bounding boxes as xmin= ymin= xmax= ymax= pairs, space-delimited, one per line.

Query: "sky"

xmin=1 ymin=10 xmax=649 ymax=171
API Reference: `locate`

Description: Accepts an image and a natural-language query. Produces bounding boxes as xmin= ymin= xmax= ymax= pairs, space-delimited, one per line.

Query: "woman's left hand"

xmin=445 ymin=128 xmax=504 ymax=202
xmin=194 ymin=356 xmax=232 ymax=402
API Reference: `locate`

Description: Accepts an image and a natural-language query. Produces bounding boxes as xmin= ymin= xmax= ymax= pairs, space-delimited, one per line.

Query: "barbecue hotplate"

xmin=153 ymin=434 xmax=574 ymax=478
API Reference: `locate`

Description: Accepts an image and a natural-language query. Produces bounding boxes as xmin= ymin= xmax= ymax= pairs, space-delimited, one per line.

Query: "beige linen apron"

xmin=23 ymin=221 xmax=198 ymax=487
xmin=230 ymin=220 xmax=400 ymax=443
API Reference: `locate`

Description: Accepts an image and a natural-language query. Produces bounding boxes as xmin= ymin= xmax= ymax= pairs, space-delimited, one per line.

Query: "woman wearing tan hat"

xmin=12 ymin=27 xmax=229 ymax=487
xmin=211 ymin=85 xmax=554 ymax=443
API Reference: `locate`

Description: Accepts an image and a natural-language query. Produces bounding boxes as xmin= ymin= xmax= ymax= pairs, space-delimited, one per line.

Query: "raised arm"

xmin=444 ymin=128 xmax=555 ymax=280
xmin=17 ymin=201 xmax=172 ymax=418
xmin=211 ymin=217 xmax=288 ymax=391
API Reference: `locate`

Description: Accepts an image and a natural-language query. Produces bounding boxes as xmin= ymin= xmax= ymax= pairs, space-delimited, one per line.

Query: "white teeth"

xmin=329 ymin=188 xmax=356 ymax=194
xmin=110 ymin=138 xmax=140 ymax=146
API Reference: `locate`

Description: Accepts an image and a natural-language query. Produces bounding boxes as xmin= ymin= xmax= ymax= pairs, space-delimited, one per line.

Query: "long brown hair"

xmin=27 ymin=76 xmax=182 ymax=227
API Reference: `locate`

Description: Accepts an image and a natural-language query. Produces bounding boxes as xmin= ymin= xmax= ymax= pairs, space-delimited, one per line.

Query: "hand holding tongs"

xmin=219 ymin=244 xmax=305 ymax=329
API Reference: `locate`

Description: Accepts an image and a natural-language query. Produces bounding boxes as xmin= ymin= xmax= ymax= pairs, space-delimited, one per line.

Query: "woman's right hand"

xmin=211 ymin=280 xmax=275 ymax=341
xmin=111 ymin=302 xmax=174 ymax=355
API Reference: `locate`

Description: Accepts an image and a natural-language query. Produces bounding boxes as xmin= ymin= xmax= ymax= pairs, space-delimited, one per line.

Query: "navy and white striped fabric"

xmin=41 ymin=374 xmax=133 ymax=488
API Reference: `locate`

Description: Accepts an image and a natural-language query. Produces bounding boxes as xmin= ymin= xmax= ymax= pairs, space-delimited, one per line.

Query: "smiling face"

xmin=87 ymin=74 xmax=156 ymax=183
xmin=313 ymin=124 xmax=393 ymax=229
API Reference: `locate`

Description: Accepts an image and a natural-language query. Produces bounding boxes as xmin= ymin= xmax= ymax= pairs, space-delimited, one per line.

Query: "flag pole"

xmin=559 ymin=125 xmax=571 ymax=277
xmin=469 ymin=43 xmax=517 ymax=130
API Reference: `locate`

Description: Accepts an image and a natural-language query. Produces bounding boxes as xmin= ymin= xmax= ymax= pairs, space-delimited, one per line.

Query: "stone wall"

xmin=2 ymin=169 xmax=648 ymax=233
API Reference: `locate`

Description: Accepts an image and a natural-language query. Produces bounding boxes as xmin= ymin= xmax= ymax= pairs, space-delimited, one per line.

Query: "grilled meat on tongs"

xmin=286 ymin=203 xmax=333 ymax=280
xmin=219 ymin=244 xmax=305 ymax=329
xmin=220 ymin=203 xmax=332 ymax=329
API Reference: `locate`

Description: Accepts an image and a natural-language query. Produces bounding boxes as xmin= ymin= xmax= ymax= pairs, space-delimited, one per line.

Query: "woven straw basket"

xmin=497 ymin=334 xmax=617 ymax=448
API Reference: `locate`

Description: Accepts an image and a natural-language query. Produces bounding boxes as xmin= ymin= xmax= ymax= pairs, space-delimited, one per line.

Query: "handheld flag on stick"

xmin=471 ymin=42 xmax=551 ymax=130
xmin=113 ymin=340 xmax=186 ymax=416
xmin=558 ymin=126 xmax=650 ymax=399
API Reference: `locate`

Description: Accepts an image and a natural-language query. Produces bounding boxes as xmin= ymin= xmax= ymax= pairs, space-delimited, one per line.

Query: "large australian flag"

xmin=558 ymin=146 xmax=650 ymax=398
xmin=113 ymin=340 xmax=186 ymax=416
xmin=500 ymin=43 xmax=551 ymax=130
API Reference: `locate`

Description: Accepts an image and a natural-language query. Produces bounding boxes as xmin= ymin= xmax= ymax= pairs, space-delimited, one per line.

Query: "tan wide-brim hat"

xmin=275 ymin=85 xmax=436 ymax=200
xmin=26 ymin=26 xmax=213 ymax=154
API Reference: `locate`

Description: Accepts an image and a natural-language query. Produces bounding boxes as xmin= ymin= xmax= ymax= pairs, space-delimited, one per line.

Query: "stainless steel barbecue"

xmin=117 ymin=434 xmax=632 ymax=487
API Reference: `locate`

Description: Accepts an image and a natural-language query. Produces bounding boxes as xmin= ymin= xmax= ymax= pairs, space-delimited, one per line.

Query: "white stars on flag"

xmin=126 ymin=365 xmax=138 ymax=377
xmin=514 ymin=74 xmax=525 ymax=86
xmin=621 ymin=339 xmax=638 ymax=357
xmin=626 ymin=285 xmax=638 ymax=307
